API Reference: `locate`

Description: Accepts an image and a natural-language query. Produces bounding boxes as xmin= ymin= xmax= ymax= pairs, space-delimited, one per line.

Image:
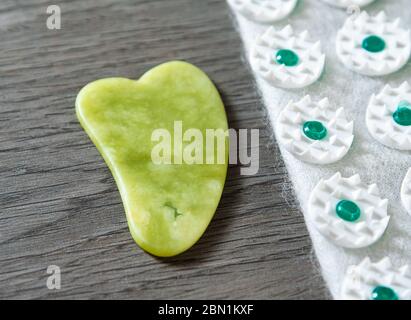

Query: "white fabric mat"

xmin=227 ymin=0 xmax=411 ymax=299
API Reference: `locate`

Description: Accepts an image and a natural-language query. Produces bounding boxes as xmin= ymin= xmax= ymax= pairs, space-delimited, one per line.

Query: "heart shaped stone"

xmin=76 ymin=61 xmax=229 ymax=257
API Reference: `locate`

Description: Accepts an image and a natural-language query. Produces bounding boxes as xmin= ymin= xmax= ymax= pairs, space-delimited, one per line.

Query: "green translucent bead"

xmin=302 ymin=121 xmax=327 ymax=140
xmin=372 ymin=286 xmax=399 ymax=300
xmin=393 ymin=101 xmax=411 ymax=126
xmin=336 ymin=200 xmax=361 ymax=222
xmin=362 ymin=35 xmax=386 ymax=53
xmin=275 ymin=49 xmax=299 ymax=67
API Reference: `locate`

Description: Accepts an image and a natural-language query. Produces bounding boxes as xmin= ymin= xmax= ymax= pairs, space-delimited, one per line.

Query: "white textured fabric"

xmin=227 ymin=0 xmax=411 ymax=299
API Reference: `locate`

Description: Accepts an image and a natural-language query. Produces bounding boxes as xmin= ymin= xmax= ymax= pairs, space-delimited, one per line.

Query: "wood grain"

xmin=0 ymin=0 xmax=329 ymax=299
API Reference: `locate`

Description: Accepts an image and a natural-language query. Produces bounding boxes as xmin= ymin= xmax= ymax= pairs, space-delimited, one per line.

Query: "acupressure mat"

xmin=226 ymin=0 xmax=411 ymax=298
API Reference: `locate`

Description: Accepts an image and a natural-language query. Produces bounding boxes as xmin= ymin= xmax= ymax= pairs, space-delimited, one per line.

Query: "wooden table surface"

xmin=0 ymin=0 xmax=328 ymax=299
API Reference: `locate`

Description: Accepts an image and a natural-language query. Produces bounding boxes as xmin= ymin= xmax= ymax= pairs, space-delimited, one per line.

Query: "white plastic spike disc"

xmin=341 ymin=257 xmax=411 ymax=300
xmin=336 ymin=11 xmax=411 ymax=76
xmin=250 ymin=25 xmax=325 ymax=89
xmin=227 ymin=0 xmax=298 ymax=23
xmin=308 ymin=172 xmax=390 ymax=249
xmin=366 ymin=82 xmax=411 ymax=150
xmin=401 ymin=168 xmax=411 ymax=216
xmin=321 ymin=0 xmax=375 ymax=8
xmin=276 ymin=96 xmax=354 ymax=164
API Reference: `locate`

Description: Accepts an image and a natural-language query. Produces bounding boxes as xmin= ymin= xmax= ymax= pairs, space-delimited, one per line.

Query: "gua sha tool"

xmin=227 ymin=0 xmax=298 ymax=23
xmin=366 ymin=82 xmax=411 ymax=150
xmin=308 ymin=173 xmax=390 ymax=249
xmin=250 ymin=25 xmax=325 ymax=89
xmin=401 ymin=169 xmax=411 ymax=216
xmin=341 ymin=257 xmax=411 ymax=300
xmin=320 ymin=0 xmax=376 ymax=8
xmin=336 ymin=11 xmax=411 ymax=76
xmin=76 ymin=61 xmax=229 ymax=257
xmin=276 ymin=96 xmax=354 ymax=164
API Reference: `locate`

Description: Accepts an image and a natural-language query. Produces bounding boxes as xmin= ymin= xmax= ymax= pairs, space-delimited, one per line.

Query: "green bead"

xmin=275 ymin=49 xmax=299 ymax=67
xmin=393 ymin=101 xmax=411 ymax=126
xmin=302 ymin=121 xmax=327 ymax=140
xmin=372 ymin=286 xmax=399 ymax=300
xmin=336 ymin=200 xmax=361 ymax=222
xmin=362 ymin=35 xmax=386 ymax=53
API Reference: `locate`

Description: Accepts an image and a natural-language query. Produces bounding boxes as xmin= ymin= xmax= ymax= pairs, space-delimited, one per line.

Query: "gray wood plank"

xmin=0 ymin=0 xmax=329 ymax=299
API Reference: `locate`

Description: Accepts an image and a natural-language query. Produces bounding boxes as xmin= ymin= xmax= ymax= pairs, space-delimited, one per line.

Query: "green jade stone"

xmin=362 ymin=35 xmax=386 ymax=53
xmin=336 ymin=200 xmax=361 ymax=222
xmin=76 ymin=61 xmax=229 ymax=257
xmin=275 ymin=49 xmax=299 ymax=67
xmin=303 ymin=121 xmax=328 ymax=140
xmin=393 ymin=101 xmax=411 ymax=126
xmin=372 ymin=286 xmax=399 ymax=300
